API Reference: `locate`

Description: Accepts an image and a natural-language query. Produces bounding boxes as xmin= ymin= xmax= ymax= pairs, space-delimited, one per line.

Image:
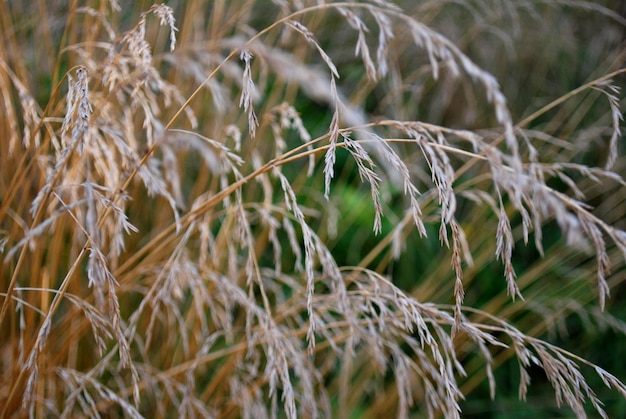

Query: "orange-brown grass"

xmin=1 ymin=1 xmax=625 ymax=417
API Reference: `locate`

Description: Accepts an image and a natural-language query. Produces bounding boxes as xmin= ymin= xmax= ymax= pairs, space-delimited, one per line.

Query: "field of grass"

xmin=1 ymin=1 xmax=626 ymax=417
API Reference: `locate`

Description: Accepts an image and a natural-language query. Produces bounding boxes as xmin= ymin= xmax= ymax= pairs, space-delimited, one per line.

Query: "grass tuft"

xmin=1 ymin=1 xmax=625 ymax=417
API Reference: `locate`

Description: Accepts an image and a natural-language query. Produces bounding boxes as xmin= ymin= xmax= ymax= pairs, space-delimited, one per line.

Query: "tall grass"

xmin=1 ymin=0 xmax=625 ymax=417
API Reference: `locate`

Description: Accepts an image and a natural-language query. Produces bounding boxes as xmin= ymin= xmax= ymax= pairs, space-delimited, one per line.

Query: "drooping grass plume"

xmin=0 ymin=1 xmax=625 ymax=418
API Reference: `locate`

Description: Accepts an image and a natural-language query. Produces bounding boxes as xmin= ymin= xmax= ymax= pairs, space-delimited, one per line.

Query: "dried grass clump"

xmin=1 ymin=0 xmax=625 ymax=417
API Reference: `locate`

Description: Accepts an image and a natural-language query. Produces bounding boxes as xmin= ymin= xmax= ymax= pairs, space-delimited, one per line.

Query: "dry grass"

xmin=1 ymin=0 xmax=625 ymax=417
